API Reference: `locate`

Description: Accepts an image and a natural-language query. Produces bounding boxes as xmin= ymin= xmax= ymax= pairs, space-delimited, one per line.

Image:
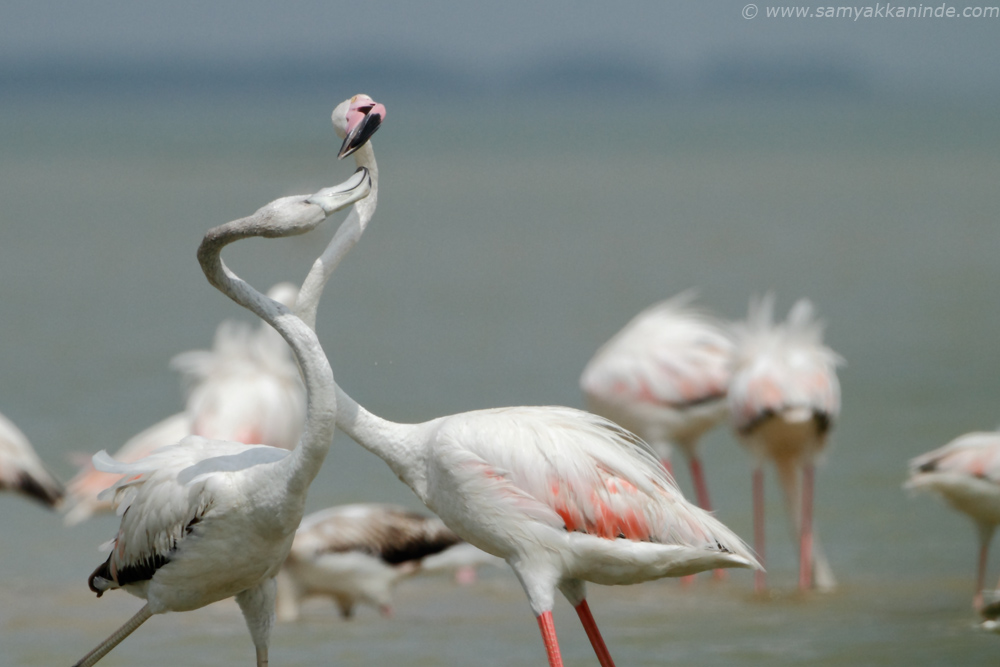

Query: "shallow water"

xmin=1 ymin=90 xmax=999 ymax=665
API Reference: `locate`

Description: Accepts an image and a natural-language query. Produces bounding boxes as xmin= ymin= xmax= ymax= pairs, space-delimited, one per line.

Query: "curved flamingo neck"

xmin=331 ymin=382 xmax=428 ymax=497
xmin=197 ymin=199 xmax=337 ymax=499
xmin=297 ymin=142 xmax=379 ymax=332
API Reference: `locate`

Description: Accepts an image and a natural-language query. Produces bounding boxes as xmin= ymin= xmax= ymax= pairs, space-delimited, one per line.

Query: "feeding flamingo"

xmin=69 ymin=97 xmax=382 ymax=667
xmin=276 ymin=502 xmax=475 ymax=621
xmin=291 ymin=99 xmax=760 ymax=667
xmin=906 ymin=430 xmax=1000 ymax=610
xmin=62 ymin=283 xmax=305 ymax=526
xmin=580 ymin=292 xmax=733 ymax=516
xmin=728 ymin=294 xmax=840 ymax=593
xmin=0 ymin=410 xmax=63 ymax=508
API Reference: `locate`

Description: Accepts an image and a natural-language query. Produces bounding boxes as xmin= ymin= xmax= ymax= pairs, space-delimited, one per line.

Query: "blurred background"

xmin=1 ymin=2 xmax=999 ymax=665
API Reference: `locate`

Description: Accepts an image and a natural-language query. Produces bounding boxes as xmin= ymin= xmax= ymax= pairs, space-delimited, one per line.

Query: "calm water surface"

xmin=1 ymin=91 xmax=999 ymax=665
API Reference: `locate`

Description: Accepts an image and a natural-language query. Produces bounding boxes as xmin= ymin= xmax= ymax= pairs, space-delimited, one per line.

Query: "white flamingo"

xmin=292 ymin=101 xmax=760 ymax=667
xmin=275 ymin=502 xmax=470 ymax=621
xmin=906 ymin=430 xmax=1000 ymax=610
xmin=0 ymin=410 xmax=63 ymax=507
xmin=580 ymin=292 xmax=733 ymax=516
xmin=69 ymin=97 xmax=382 ymax=667
xmin=729 ymin=294 xmax=841 ymax=593
xmin=62 ymin=283 xmax=305 ymax=526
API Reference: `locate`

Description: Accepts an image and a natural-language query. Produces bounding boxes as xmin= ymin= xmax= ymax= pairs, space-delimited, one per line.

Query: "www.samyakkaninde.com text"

xmin=750 ymin=4 xmax=999 ymax=18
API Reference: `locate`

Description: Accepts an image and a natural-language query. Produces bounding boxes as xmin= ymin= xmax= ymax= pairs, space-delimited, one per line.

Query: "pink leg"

xmin=574 ymin=600 xmax=616 ymax=667
xmin=975 ymin=541 xmax=990 ymax=610
xmin=537 ymin=611 xmax=564 ymax=667
xmin=676 ymin=459 xmax=698 ymax=588
xmin=689 ymin=455 xmax=712 ymax=511
xmin=799 ymin=463 xmax=814 ymax=590
xmin=688 ymin=456 xmax=727 ymax=581
xmin=753 ymin=467 xmax=766 ymax=593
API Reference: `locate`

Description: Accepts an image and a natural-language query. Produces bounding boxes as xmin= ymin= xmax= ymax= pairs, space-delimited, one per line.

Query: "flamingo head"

xmin=333 ymin=94 xmax=386 ymax=159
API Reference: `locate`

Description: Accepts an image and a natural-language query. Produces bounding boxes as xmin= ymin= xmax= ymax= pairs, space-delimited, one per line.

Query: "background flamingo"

xmin=906 ymin=430 xmax=1000 ymax=610
xmin=69 ymin=99 xmax=379 ymax=667
xmin=276 ymin=502 xmax=487 ymax=621
xmin=0 ymin=410 xmax=63 ymax=508
xmin=580 ymin=292 xmax=733 ymax=517
xmin=728 ymin=294 xmax=841 ymax=593
xmin=292 ymin=106 xmax=760 ymax=667
xmin=62 ymin=283 xmax=305 ymax=525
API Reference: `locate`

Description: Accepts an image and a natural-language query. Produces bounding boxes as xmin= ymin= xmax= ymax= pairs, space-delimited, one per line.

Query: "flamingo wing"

xmin=88 ymin=438 xmax=288 ymax=595
xmin=431 ymin=407 xmax=751 ymax=555
xmin=64 ymin=412 xmax=192 ymax=525
xmin=908 ymin=432 xmax=1000 ymax=484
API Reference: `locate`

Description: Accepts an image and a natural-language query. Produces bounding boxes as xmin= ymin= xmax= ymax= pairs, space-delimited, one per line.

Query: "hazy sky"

xmin=3 ymin=1 xmax=998 ymax=96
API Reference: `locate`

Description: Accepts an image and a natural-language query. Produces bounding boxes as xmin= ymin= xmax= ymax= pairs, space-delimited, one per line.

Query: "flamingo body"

xmin=410 ymin=406 xmax=754 ymax=589
xmin=89 ymin=438 xmax=295 ymax=611
xmin=906 ymin=430 xmax=1000 ymax=608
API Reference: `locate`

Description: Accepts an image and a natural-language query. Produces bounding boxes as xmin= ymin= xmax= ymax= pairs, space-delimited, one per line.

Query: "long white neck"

xmin=294 ymin=144 xmax=431 ymax=498
xmin=198 ymin=200 xmax=337 ymax=502
xmin=297 ymin=142 xmax=379 ymax=332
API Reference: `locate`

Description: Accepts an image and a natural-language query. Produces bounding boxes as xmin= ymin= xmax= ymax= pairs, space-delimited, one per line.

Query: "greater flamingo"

xmin=293 ymin=98 xmax=760 ymax=667
xmin=728 ymin=294 xmax=840 ymax=593
xmin=580 ymin=292 xmax=733 ymax=516
xmin=62 ymin=283 xmax=305 ymax=525
xmin=0 ymin=410 xmax=63 ymax=507
xmin=69 ymin=98 xmax=381 ymax=667
xmin=275 ymin=502 xmax=467 ymax=621
xmin=906 ymin=430 xmax=1000 ymax=610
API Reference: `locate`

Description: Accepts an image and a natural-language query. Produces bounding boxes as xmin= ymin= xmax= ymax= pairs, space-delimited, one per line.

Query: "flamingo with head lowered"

xmin=728 ymin=294 xmax=841 ymax=594
xmin=275 ymin=502 xmax=468 ymax=621
xmin=69 ymin=96 xmax=384 ymax=667
xmin=906 ymin=430 xmax=1000 ymax=610
xmin=0 ymin=410 xmax=63 ymax=508
xmin=292 ymin=97 xmax=760 ymax=667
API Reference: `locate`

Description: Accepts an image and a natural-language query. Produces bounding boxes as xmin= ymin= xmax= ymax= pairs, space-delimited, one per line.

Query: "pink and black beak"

xmin=338 ymin=95 xmax=386 ymax=159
